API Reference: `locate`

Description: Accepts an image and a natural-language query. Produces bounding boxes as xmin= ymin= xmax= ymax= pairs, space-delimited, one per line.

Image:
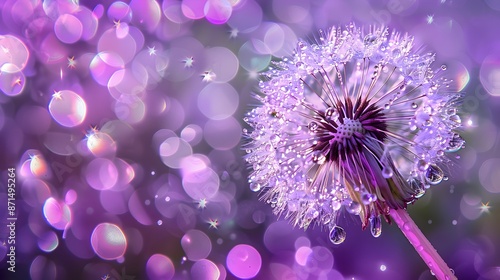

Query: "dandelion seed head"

xmin=244 ymin=24 xmax=464 ymax=243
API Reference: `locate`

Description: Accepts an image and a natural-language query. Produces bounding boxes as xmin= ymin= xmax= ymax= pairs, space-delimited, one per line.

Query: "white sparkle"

xmin=183 ymin=56 xmax=194 ymax=67
xmin=201 ymin=70 xmax=216 ymax=82
xmin=426 ymin=15 xmax=434 ymax=24
xmin=148 ymin=46 xmax=157 ymax=56
xmin=229 ymin=28 xmax=239 ymax=38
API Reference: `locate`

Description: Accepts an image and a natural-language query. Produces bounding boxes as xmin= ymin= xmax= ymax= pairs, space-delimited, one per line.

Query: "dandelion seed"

xmin=244 ymin=24 xmax=462 ymax=280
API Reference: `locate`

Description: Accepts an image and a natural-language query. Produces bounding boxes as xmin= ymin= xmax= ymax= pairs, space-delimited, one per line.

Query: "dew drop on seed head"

xmin=370 ymin=216 xmax=382 ymax=238
xmin=345 ymin=200 xmax=361 ymax=215
xmin=445 ymin=133 xmax=464 ymax=152
xmin=425 ymin=164 xmax=444 ymax=185
xmin=417 ymin=159 xmax=429 ymax=172
xmin=361 ymin=192 xmax=377 ymax=205
xmin=329 ymin=225 xmax=346 ymax=245
xmin=325 ymin=107 xmax=339 ymax=121
xmin=250 ymin=182 xmax=261 ymax=192
xmin=382 ymin=166 xmax=393 ymax=178
xmin=312 ymin=150 xmax=326 ymax=165
xmin=308 ymin=121 xmax=319 ymax=131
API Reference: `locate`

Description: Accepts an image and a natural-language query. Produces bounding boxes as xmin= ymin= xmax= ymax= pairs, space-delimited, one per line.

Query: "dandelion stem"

xmin=389 ymin=208 xmax=456 ymax=280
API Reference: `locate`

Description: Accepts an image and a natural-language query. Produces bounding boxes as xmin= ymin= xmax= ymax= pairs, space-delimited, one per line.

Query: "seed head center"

xmin=332 ymin=118 xmax=364 ymax=142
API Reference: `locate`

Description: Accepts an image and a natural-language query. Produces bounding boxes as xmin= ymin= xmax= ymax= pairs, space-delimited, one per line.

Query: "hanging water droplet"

xmin=370 ymin=216 xmax=382 ymax=237
xmin=411 ymin=102 xmax=418 ymax=109
xmin=297 ymin=41 xmax=307 ymax=50
xmin=312 ymin=150 xmax=326 ymax=165
xmin=308 ymin=121 xmax=319 ymax=131
xmin=364 ymin=34 xmax=377 ymax=45
xmin=448 ymin=114 xmax=461 ymax=127
xmin=410 ymin=179 xmax=426 ymax=198
xmin=325 ymin=107 xmax=339 ymax=121
xmin=384 ymin=103 xmax=390 ymax=110
xmin=329 ymin=225 xmax=346 ymax=245
xmin=287 ymin=200 xmax=298 ymax=212
xmin=441 ymin=64 xmax=447 ymax=70
xmin=417 ymin=159 xmax=429 ymax=171
xmin=382 ymin=166 xmax=393 ymax=178
xmin=361 ymin=192 xmax=377 ymax=205
xmin=345 ymin=200 xmax=361 ymax=215
xmin=250 ymin=182 xmax=261 ymax=192
xmin=425 ymin=164 xmax=444 ymax=185
xmin=445 ymin=133 xmax=464 ymax=152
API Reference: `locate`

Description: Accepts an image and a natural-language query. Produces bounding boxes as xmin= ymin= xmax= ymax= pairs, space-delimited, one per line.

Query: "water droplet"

xmin=448 ymin=114 xmax=462 ymax=127
xmin=384 ymin=103 xmax=390 ymax=110
xmin=441 ymin=64 xmax=447 ymax=70
xmin=305 ymin=207 xmax=319 ymax=220
xmin=364 ymin=34 xmax=377 ymax=45
xmin=417 ymin=160 xmax=429 ymax=172
xmin=312 ymin=150 xmax=326 ymax=165
xmin=297 ymin=41 xmax=307 ymax=50
xmin=445 ymin=133 xmax=464 ymax=152
xmin=380 ymin=264 xmax=387 ymax=271
xmin=410 ymin=179 xmax=426 ymax=198
xmin=382 ymin=166 xmax=393 ymax=178
xmin=425 ymin=164 xmax=444 ymax=185
xmin=361 ymin=192 xmax=377 ymax=205
xmin=345 ymin=200 xmax=361 ymax=215
xmin=250 ymin=182 xmax=261 ymax=192
xmin=370 ymin=216 xmax=382 ymax=238
xmin=325 ymin=107 xmax=339 ymax=121
xmin=329 ymin=225 xmax=346 ymax=245
xmin=411 ymin=102 xmax=418 ymax=109
xmin=308 ymin=121 xmax=319 ymax=131
xmin=392 ymin=49 xmax=401 ymax=58
xmin=331 ymin=200 xmax=341 ymax=211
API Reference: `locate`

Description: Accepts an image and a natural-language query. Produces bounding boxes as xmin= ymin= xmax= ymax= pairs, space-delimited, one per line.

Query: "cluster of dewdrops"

xmin=244 ymin=24 xmax=464 ymax=244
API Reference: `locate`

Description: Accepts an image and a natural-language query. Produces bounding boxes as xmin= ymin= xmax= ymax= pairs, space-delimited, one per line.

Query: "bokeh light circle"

xmin=226 ymin=244 xmax=262 ymax=279
xmin=479 ymin=158 xmax=500 ymax=193
xmin=54 ymin=14 xmax=83 ymax=44
xmin=204 ymin=117 xmax=241 ymax=150
xmin=181 ymin=230 xmax=213 ymax=261
xmin=146 ymin=254 xmax=175 ymax=280
xmin=90 ymin=223 xmax=127 ymax=260
xmin=198 ymin=83 xmax=239 ymax=120
xmin=191 ymin=259 xmax=220 ymax=280
xmin=48 ymin=90 xmax=87 ymax=127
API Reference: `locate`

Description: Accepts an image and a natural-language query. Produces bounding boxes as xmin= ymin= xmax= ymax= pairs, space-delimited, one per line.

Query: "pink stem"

xmin=389 ymin=208 xmax=456 ymax=280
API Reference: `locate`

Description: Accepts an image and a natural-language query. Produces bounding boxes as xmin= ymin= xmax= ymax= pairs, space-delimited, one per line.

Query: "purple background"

xmin=1 ymin=0 xmax=499 ymax=279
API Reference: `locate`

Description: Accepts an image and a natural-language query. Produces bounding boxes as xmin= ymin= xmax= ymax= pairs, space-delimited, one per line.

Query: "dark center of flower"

xmin=310 ymin=97 xmax=387 ymax=163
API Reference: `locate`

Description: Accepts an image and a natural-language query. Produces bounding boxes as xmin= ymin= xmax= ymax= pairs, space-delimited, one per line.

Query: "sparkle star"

xmin=479 ymin=201 xmax=491 ymax=214
xmin=148 ymin=46 xmax=157 ymax=56
xmin=426 ymin=15 xmax=434 ymax=24
xmin=113 ymin=20 xmax=121 ymax=28
xmin=101 ymin=275 xmax=110 ymax=280
xmin=229 ymin=28 xmax=239 ymax=38
xmin=197 ymin=198 xmax=208 ymax=209
xmin=67 ymin=56 xmax=76 ymax=68
xmin=52 ymin=90 xmax=62 ymax=99
xmin=208 ymin=218 xmax=219 ymax=229
xmin=201 ymin=70 xmax=216 ymax=82
xmin=183 ymin=56 xmax=194 ymax=67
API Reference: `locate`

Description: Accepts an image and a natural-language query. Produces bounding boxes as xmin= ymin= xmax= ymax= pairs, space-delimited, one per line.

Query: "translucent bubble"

xmin=226 ymin=244 xmax=262 ymax=279
xmin=191 ymin=259 xmax=220 ymax=280
xmin=0 ymin=35 xmax=30 ymax=71
xmin=311 ymin=150 xmax=326 ymax=165
xmin=227 ymin=0 xmax=262 ymax=32
xmin=38 ymin=231 xmax=59 ymax=252
xmin=204 ymin=0 xmax=232 ymax=24
xmin=129 ymin=0 xmax=162 ymax=31
xmin=329 ymin=225 xmax=346 ymax=245
xmin=204 ymin=47 xmax=239 ymax=82
xmin=107 ymin=66 xmax=148 ymax=100
xmin=74 ymin=6 xmax=99 ymax=41
xmin=162 ymin=1 xmax=191 ymax=23
xmin=108 ymin=1 xmax=132 ymax=22
xmin=272 ymin=0 xmax=310 ymax=23
xmin=90 ymin=52 xmax=124 ymax=86
xmin=198 ymin=83 xmax=239 ymax=120
xmin=370 ymin=216 xmax=382 ymax=237
xmin=345 ymin=200 xmax=361 ymax=215
xmin=0 ymin=64 xmax=26 ymax=96
xmin=30 ymin=255 xmax=57 ymax=280
xmin=48 ymin=90 xmax=87 ymax=127
xmin=91 ymin=223 xmax=127 ymax=260
xmin=146 ymin=254 xmax=175 ymax=280
xmin=445 ymin=133 xmax=464 ymax=152
xmin=182 ymin=167 xmax=219 ymax=200
xmin=238 ymin=41 xmax=271 ymax=72
xmin=182 ymin=0 xmax=207 ymax=19
xmin=204 ymin=117 xmax=241 ymax=150
xmin=87 ymin=131 xmax=117 ymax=157
xmin=98 ymin=28 xmax=137 ymax=64
xmin=65 ymin=189 xmax=77 ymax=205
xmin=114 ymin=97 xmax=146 ymax=124
xmin=425 ymin=164 xmax=444 ymax=185
xmin=54 ymin=14 xmax=83 ymax=44
xmin=181 ymin=124 xmax=203 ymax=145
xmin=43 ymin=197 xmax=71 ymax=230
xmin=479 ymin=158 xmax=500 ymax=193
xmin=85 ymin=158 xmax=118 ymax=190
xmin=480 ymin=55 xmax=500 ymax=96
xmin=159 ymin=137 xmax=193 ymax=169
xmin=181 ymin=230 xmax=212 ymax=261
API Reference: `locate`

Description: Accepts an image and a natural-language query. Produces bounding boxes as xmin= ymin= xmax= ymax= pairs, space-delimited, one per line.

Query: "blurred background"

xmin=0 ymin=0 xmax=499 ymax=279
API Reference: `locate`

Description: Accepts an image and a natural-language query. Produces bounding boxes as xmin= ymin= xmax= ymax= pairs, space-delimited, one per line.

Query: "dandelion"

xmin=244 ymin=24 xmax=463 ymax=279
